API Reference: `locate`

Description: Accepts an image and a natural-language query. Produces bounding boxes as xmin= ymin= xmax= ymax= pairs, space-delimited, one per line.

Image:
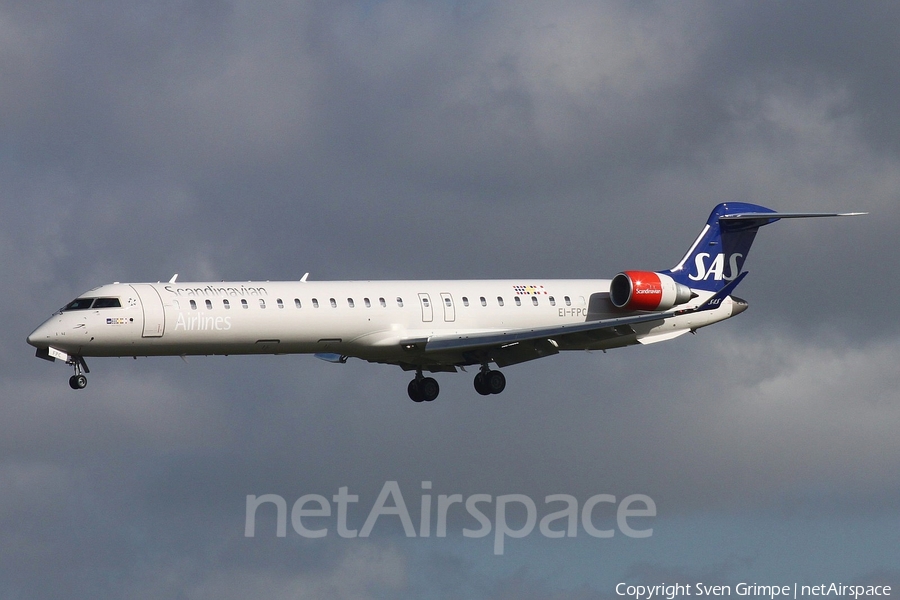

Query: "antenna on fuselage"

xmin=300 ymin=273 xmax=309 ymax=282
xmin=169 ymin=274 xmax=178 ymax=283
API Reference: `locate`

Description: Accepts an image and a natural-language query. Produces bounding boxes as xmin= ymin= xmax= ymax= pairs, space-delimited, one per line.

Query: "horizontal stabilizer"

xmin=720 ymin=211 xmax=867 ymax=220
xmin=719 ymin=211 xmax=867 ymax=230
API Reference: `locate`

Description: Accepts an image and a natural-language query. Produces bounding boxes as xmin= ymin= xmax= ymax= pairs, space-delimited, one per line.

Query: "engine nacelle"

xmin=609 ymin=271 xmax=694 ymax=311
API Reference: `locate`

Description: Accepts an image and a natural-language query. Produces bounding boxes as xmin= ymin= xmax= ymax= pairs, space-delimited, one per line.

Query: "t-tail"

xmin=661 ymin=202 xmax=866 ymax=293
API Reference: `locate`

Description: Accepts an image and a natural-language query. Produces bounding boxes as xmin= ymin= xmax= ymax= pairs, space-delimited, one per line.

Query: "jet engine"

xmin=609 ymin=271 xmax=694 ymax=311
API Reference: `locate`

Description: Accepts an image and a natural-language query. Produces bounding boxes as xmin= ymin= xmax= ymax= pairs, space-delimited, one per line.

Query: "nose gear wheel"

xmin=66 ymin=355 xmax=90 ymax=390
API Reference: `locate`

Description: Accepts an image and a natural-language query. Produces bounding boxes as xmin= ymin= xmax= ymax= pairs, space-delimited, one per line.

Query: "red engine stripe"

xmin=623 ymin=271 xmax=663 ymax=310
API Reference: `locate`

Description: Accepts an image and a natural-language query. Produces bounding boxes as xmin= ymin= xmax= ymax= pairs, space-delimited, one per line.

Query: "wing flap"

xmin=490 ymin=338 xmax=561 ymax=368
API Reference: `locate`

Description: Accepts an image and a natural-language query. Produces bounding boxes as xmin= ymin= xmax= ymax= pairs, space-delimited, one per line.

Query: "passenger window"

xmin=549 ymin=296 xmax=556 ymax=306
xmin=224 ymin=299 xmax=231 ymax=309
xmin=348 ymin=298 xmax=355 ymax=308
xmin=241 ymin=299 xmax=249 ymax=309
xmin=579 ymin=296 xmax=586 ymax=306
xmin=277 ymin=298 xmax=284 ymax=309
xmin=205 ymin=299 xmax=212 ymax=310
xmin=330 ymin=298 xmax=337 ymax=308
xmin=259 ymin=299 xmax=266 ymax=309
xmin=190 ymin=300 xmax=197 ymax=310
xmin=532 ymin=296 xmax=539 ymax=306
xmin=312 ymin=298 xmax=319 ymax=308
xmin=462 ymin=297 xmax=469 ymax=307
xmin=514 ymin=296 xmax=521 ymax=306
xmin=497 ymin=297 xmax=504 ymax=307
xmin=364 ymin=298 xmax=371 ymax=308
xmin=379 ymin=297 xmax=386 ymax=307
xmin=480 ymin=297 xmax=486 ymax=306
xmin=423 ymin=298 xmax=430 ymax=307
xmin=444 ymin=297 xmax=452 ymax=307
xmin=565 ymin=296 xmax=572 ymax=306
xmin=294 ymin=298 xmax=301 ymax=308
xmin=396 ymin=297 xmax=404 ymax=307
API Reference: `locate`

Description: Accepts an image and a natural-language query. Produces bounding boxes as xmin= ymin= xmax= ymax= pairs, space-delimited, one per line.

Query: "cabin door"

xmin=130 ymin=284 xmax=166 ymax=337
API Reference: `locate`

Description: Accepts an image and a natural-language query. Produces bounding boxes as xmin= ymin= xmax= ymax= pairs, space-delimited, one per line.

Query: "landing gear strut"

xmin=473 ymin=366 xmax=505 ymax=396
xmin=408 ymin=371 xmax=439 ymax=403
xmin=67 ymin=355 xmax=89 ymax=390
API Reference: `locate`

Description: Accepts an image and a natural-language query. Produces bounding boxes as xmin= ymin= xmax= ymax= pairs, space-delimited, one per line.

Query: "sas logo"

xmin=689 ymin=253 xmax=743 ymax=282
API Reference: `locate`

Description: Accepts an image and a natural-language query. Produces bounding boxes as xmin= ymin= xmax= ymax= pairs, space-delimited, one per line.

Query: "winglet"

xmin=315 ymin=353 xmax=347 ymax=363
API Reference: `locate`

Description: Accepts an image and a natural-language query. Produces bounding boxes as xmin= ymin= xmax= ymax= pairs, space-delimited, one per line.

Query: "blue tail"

xmin=662 ymin=203 xmax=779 ymax=293
xmin=662 ymin=203 xmax=863 ymax=292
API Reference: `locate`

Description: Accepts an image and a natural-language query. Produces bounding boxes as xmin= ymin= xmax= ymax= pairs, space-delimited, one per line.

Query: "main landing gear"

xmin=407 ymin=366 xmax=507 ymax=402
xmin=474 ymin=367 xmax=505 ymax=396
xmin=67 ymin=355 xmax=90 ymax=390
xmin=408 ymin=372 xmax=440 ymax=403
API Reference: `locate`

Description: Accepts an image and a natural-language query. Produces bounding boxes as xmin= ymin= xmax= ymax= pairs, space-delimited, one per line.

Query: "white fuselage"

xmin=27 ymin=279 xmax=741 ymax=366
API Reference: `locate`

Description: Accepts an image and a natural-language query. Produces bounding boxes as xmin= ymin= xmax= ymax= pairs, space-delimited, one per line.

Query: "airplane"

xmin=27 ymin=203 xmax=863 ymax=402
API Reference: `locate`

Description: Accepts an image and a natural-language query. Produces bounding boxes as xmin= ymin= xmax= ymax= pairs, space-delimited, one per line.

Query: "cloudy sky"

xmin=3 ymin=1 xmax=898 ymax=597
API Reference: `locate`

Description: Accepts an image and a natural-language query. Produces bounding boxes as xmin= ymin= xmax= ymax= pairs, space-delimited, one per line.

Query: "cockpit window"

xmin=62 ymin=298 xmax=96 ymax=311
xmin=93 ymin=297 xmax=122 ymax=308
xmin=61 ymin=297 xmax=121 ymax=311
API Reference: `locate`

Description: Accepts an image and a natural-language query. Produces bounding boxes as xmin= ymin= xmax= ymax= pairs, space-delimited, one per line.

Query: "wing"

xmin=386 ymin=274 xmax=747 ymax=371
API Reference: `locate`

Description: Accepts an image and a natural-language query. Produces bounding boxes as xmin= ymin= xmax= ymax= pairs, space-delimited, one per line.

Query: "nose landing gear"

xmin=66 ymin=355 xmax=90 ymax=390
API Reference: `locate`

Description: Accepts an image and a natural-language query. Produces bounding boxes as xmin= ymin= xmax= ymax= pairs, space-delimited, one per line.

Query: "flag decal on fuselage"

xmin=512 ymin=285 xmax=548 ymax=295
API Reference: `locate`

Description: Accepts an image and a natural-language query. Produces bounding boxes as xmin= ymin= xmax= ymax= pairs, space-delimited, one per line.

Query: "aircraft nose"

xmin=730 ymin=296 xmax=749 ymax=316
xmin=27 ymin=320 xmax=53 ymax=348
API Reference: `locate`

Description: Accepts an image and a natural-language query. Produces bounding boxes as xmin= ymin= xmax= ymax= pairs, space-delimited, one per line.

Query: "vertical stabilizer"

xmin=662 ymin=203 xmax=864 ymax=292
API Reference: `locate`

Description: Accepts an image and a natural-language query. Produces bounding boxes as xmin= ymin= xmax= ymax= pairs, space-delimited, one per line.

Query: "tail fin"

xmin=662 ymin=203 xmax=865 ymax=292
